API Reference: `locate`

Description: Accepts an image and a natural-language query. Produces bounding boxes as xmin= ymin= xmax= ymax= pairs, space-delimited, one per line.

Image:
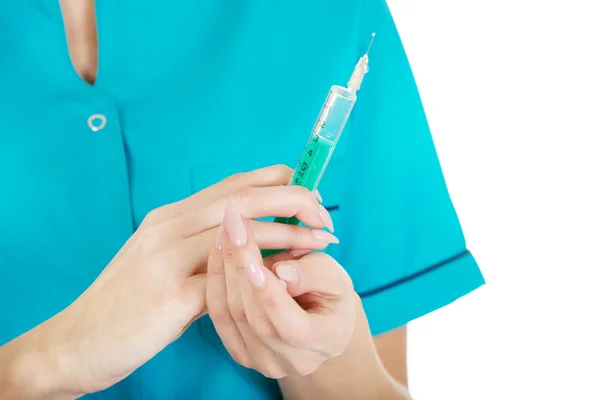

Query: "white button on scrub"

xmin=87 ymin=114 xmax=107 ymax=132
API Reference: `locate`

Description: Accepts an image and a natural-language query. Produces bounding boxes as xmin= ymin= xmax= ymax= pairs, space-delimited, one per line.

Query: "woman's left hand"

xmin=206 ymin=200 xmax=356 ymax=378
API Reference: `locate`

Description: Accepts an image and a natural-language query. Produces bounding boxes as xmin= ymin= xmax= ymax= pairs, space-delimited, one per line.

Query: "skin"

xmin=58 ymin=5 xmax=409 ymax=386
xmin=58 ymin=6 xmax=411 ymax=385
xmin=59 ymin=0 xmax=98 ymax=85
xmin=0 ymin=166 xmax=409 ymax=399
xmin=0 ymin=2 xmax=412 ymax=398
xmin=209 ymin=202 xmax=356 ymax=379
xmin=211 ymin=202 xmax=411 ymax=399
xmin=377 ymin=327 xmax=409 ymax=386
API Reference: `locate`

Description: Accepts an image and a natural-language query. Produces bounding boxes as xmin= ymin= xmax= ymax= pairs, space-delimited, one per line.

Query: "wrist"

xmin=279 ymin=294 xmax=411 ymax=400
xmin=1 ymin=317 xmax=83 ymax=399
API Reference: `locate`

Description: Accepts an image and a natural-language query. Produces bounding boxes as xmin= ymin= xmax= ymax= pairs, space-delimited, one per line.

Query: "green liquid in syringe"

xmin=260 ymin=133 xmax=335 ymax=258
xmin=291 ymin=132 xmax=335 ymax=190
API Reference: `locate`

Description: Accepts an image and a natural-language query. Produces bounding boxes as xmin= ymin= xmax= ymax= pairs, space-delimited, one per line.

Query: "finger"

xmin=220 ymin=205 xmax=283 ymax=366
xmin=176 ymin=222 xmax=338 ymax=276
xmin=177 ymin=185 xmax=332 ymax=238
xmin=262 ymin=249 xmax=312 ymax=270
xmin=221 ymin=202 xmax=314 ymax=349
xmin=271 ymin=252 xmax=352 ymax=298
xmin=205 ymin=226 xmax=251 ymax=367
xmin=195 ymin=164 xmax=294 ymax=204
xmin=250 ymin=221 xmax=338 ymax=250
xmin=170 ymin=165 xmax=295 ymax=218
xmin=143 ymin=165 xmax=293 ymax=223
xmin=271 ymin=252 xmax=356 ymax=358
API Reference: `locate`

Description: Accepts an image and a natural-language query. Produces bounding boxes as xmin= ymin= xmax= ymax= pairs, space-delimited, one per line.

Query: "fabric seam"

xmin=358 ymin=250 xmax=472 ymax=298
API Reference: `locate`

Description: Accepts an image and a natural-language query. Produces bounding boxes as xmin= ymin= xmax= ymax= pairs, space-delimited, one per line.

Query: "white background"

xmin=387 ymin=1 xmax=600 ymax=399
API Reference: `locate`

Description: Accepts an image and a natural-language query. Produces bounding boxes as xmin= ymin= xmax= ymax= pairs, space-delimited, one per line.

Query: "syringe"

xmin=261 ymin=33 xmax=375 ymax=258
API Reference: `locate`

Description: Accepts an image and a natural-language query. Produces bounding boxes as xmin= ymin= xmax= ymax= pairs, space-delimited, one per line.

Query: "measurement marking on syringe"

xmin=260 ymin=32 xmax=374 ymax=258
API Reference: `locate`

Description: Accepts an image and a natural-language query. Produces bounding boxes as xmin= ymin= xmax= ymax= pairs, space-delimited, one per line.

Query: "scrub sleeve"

xmin=341 ymin=0 xmax=485 ymax=335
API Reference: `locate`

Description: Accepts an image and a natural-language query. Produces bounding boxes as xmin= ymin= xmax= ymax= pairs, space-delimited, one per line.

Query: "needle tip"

xmin=365 ymin=33 xmax=376 ymax=55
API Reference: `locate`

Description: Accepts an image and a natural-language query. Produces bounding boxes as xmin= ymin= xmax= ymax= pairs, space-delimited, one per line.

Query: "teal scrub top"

xmin=0 ymin=1 xmax=485 ymax=398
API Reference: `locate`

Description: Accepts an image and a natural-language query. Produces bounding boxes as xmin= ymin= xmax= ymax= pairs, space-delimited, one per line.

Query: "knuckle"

xmin=234 ymin=186 xmax=255 ymax=202
xmin=207 ymin=300 xmax=230 ymax=324
xmin=274 ymin=164 xmax=294 ymax=178
xmin=143 ymin=207 xmax=166 ymax=224
xmin=259 ymin=292 xmax=279 ymax=312
xmin=229 ymin=303 xmax=249 ymax=324
xmin=139 ymin=224 xmax=168 ymax=252
xmin=207 ymin=254 xmax=226 ymax=276
xmin=287 ymin=224 xmax=305 ymax=243
xmin=208 ymin=307 xmax=230 ymax=326
xmin=251 ymin=318 xmax=279 ymax=341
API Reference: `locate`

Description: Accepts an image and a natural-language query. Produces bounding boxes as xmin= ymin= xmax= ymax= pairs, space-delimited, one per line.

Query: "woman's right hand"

xmin=1 ymin=165 xmax=337 ymax=398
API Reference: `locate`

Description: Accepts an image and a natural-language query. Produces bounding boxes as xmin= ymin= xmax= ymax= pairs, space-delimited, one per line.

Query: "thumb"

xmin=271 ymin=252 xmax=351 ymax=298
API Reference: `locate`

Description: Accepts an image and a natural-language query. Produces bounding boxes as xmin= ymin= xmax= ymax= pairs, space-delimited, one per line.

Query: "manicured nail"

xmin=243 ymin=252 xmax=266 ymax=288
xmin=215 ymin=223 xmax=223 ymax=251
xmin=224 ymin=200 xmax=247 ymax=247
xmin=318 ymin=204 xmax=334 ymax=232
xmin=275 ymin=263 xmax=299 ymax=283
xmin=312 ymin=230 xmax=339 ymax=244
xmin=314 ymin=190 xmax=323 ymax=203
xmin=289 ymin=249 xmax=312 ymax=258
xmin=280 ymin=279 xmax=288 ymax=289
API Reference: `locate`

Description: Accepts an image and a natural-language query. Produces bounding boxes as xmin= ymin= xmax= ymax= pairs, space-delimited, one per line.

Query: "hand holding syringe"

xmin=261 ymin=33 xmax=375 ymax=257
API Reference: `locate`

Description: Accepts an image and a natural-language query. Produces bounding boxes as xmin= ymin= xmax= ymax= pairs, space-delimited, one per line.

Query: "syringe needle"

xmin=348 ymin=32 xmax=376 ymax=92
xmin=365 ymin=32 xmax=376 ymax=56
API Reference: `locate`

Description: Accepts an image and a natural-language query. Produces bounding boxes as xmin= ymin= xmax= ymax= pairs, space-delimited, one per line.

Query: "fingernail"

xmin=243 ymin=252 xmax=266 ymax=288
xmin=276 ymin=263 xmax=298 ymax=283
xmin=224 ymin=200 xmax=247 ymax=247
xmin=318 ymin=204 xmax=334 ymax=232
xmin=289 ymin=249 xmax=312 ymax=258
xmin=312 ymin=230 xmax=339 ymax=244
xmin=215 ymin=223 xmax=223 ymax=251
xmin=280 ymin=279 xmax=288 ymax=289
xmin=314 ymin=190 xmax=323 ymax=203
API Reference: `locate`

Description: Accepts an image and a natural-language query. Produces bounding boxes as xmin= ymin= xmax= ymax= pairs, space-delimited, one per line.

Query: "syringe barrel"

xmin=287 ymin=85 xmax=357 ymax=192
xmin=312 ymin=85 xmax=357 ymax=144
xmin=259 ymin=86 xmax=357 ymax=258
